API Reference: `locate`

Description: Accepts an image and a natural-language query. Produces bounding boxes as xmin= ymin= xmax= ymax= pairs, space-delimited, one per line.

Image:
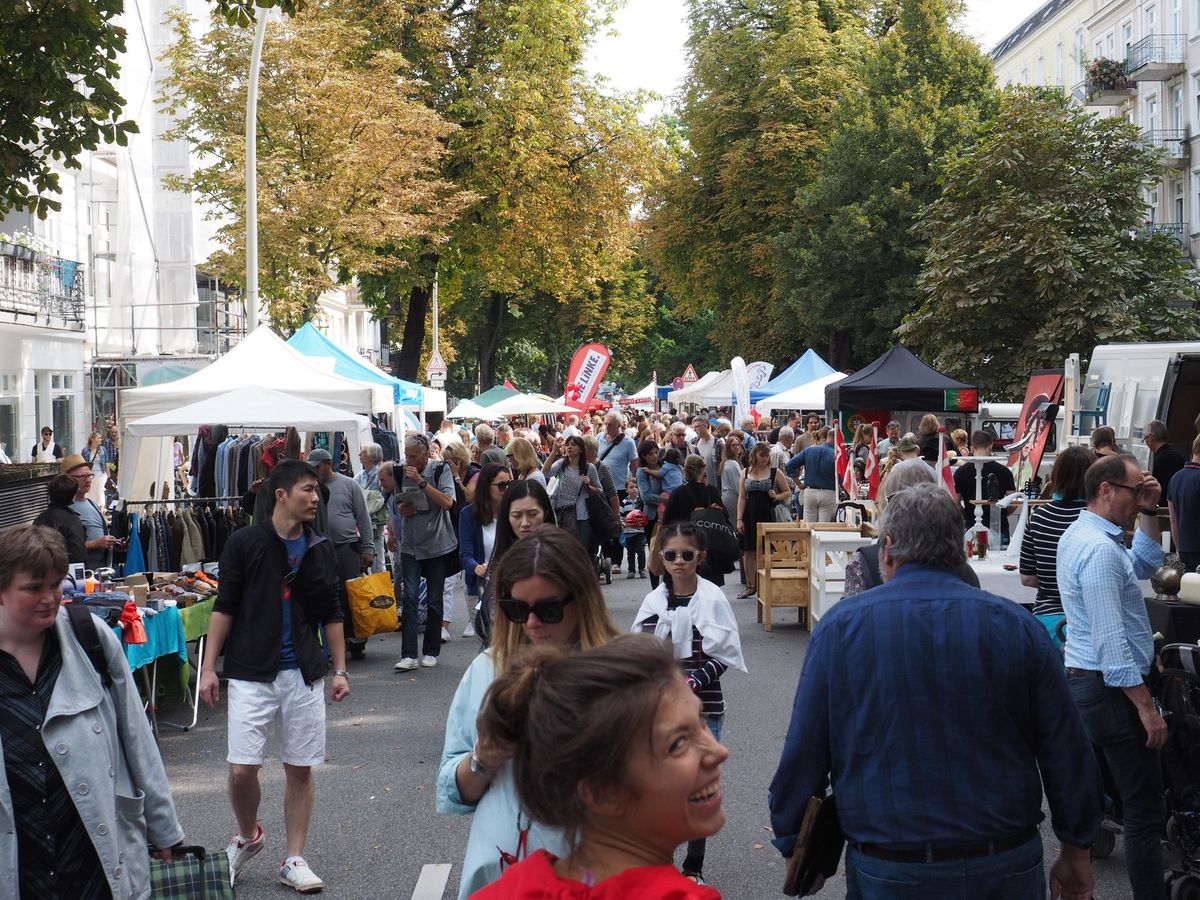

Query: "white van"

xmin=1078 ymin=341 xmax=1200 ymax=465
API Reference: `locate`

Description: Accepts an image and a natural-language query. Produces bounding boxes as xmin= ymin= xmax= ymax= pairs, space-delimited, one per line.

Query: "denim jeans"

xmin=400 ymin=552 xmax=449 ymax=659
xmin=845 ymin=834 xmax=1044 ymax=899
xmin=1068 ymin=675 xmax=1165 ymax=900
xmin=332 ymin=541 xmax=363 ymax=643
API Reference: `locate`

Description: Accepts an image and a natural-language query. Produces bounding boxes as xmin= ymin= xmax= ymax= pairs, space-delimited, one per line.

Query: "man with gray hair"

xmin=473 ymin=423 xmax=495 ymax=462
xmin=1144 ymin=418 xmax=1184 ymax=496
xmin=494 ymin=423 xmax=513 ymax=450
xmin=771 ymin=483 xmax=1101 ymax=899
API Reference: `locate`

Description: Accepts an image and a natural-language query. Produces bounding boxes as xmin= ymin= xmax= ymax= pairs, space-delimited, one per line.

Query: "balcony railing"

xmin=1125 ymin=34 xmax=1186 ymax=80
xmin=1139 ymin=222 xmax=1190 ymax=254
xmin=1084 ymin=74 xmax=1137 ymax=105
xmin=1142 ymin=129 xmax=1189 ymax=162
xmin=0 ymin=252 xmax=86 ymax=329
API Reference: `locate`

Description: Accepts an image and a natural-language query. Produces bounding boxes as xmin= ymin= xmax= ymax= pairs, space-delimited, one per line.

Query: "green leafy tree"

xmin=778 ymin=0 xmax=994 ymax=368
xmin=647 ymin=0 xmax=859 ymax=359
xmin=901 ymin=88 xmax=1200 ymax=398
xmin=0 ymin=0 xmax=138 ymax=217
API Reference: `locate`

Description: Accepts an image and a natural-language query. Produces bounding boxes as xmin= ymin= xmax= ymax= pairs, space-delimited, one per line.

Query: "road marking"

xmin=412 ymin=863 xmax=452 ymax=900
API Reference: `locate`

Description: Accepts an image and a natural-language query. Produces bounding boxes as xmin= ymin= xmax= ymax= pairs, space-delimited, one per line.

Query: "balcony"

xmin=1125 ymin=34 xmax=1186 ymax=81
xmin=1139 ymin=222 xmax=1190 ymax=255
xmin=1142 ymin=129 xmax=1189 ymax=167
xmin=0 ymin=251 xmax=85 ymax=330
xmin=1084 ymin=75 xmax=1136 ymax=106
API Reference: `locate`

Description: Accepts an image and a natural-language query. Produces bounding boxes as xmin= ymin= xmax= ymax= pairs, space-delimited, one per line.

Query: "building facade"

xmin=993 ymin=0 xmax=1200 ymax=263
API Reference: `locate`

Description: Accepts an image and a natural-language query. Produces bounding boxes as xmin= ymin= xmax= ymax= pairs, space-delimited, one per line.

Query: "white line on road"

xmin=412 ymin=863 xmax=452 ymax=900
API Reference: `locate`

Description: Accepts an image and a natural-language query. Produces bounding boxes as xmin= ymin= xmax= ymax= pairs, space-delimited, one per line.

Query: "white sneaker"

xmin=441 ymin=626 xmax=452 ymax=641
xmin=420 ymin=655 xmax=438 ymax=668
xmin=279 ymin=856 xmax=325 ymax=893
xmin=225 ymin=822 xmax=264 ymax=885
xmin=394 ymin=657 xmax=418 ymax=671
xmin=462 ymin=622 xmax=476 ymax=638
xmin=613 ymin=565 xmax=622 ymax=573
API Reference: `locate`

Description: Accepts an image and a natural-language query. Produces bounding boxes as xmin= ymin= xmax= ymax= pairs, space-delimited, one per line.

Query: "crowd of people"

xmin=2 ymin=400 xmax=1194 ymax=899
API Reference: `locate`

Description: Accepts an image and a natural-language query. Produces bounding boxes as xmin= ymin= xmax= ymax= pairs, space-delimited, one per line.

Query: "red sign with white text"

xmin=564 ymin=343 xmax=612 ymax=412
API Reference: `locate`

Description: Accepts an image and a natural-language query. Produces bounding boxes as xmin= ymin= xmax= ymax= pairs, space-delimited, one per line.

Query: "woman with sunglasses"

xmin=470 ymin=634 xmax=725 ymax=899
xmin=460 ymin=464 xmax=513 ymax=643
xmin=633 ymin=521 xmax=746 ymax=886
xmin=505 ymin=438 xmax=546 ymax=487
xmin=439 ymin=526 xmax=620 ymax=899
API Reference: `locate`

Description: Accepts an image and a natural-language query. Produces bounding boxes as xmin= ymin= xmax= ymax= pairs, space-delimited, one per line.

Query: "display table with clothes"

xmin=156 ymin=597 xmax=217 ymax=732
xmin=1146 ymin=596 xmax=1200 ymax=646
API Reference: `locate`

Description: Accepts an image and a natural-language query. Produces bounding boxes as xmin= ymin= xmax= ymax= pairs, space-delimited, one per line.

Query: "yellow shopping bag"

xmin=345 ymin=571 xmax=398 ymax=639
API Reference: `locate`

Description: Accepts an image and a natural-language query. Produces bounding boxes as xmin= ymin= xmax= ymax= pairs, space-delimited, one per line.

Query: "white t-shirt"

xmin=481 ymin=521 xmax=497 ymax=564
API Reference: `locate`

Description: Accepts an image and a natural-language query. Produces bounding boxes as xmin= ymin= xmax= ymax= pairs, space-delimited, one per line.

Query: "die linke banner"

xmin=564 ymin=343 xmax=612 ymax=411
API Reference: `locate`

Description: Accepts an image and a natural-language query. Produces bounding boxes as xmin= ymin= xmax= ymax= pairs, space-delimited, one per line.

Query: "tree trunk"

xmin=477 ymin=291 xmax=507 ymax=390
xmin=394 ymin=281 xmax=431 ymax=382
xmin=829 ymin=328 xmax=852 ymax=371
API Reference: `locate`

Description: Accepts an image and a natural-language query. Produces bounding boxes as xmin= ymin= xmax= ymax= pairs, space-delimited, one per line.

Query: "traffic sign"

xmin=672 ymin=377 xmax=685 ymax=391
xmin=426 ymin=348 xmax=447 ymax=376
xmin=681 ymin=364 xmax=699 ymax=383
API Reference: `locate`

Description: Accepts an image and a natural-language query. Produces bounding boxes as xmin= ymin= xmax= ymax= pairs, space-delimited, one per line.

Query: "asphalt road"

xmin=156 ymin=567 xmax=1139 ymax=899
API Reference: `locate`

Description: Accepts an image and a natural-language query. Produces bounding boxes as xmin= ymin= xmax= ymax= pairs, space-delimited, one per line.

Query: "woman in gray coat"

xmin=0 ymin=525 xmax=184 ymax=900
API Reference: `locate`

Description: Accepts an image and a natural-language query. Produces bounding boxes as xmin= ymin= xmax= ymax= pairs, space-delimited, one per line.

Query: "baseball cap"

xmin=60 ymin=453 xmax=90 ymax=474
xmin=306 ymin=449 xmax=333 ymax=464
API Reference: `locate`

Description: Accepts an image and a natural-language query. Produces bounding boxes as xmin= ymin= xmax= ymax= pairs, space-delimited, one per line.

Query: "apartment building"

xmin=993 ymin=0 xmax=1200 ymax=264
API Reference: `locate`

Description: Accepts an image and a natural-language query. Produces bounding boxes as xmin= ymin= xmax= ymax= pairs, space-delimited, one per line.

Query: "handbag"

xmin=586 ymin=492 xmax=621 ymax=543
xmin=150 ymin=845 xmax=235 ymax=899
xmin=345 ymin=571 xmax=398 ymax=638
xmin=773 ymin=502 xmax=794 ymax=523
xmin=689 ymin=506 xmax=740 ymax=568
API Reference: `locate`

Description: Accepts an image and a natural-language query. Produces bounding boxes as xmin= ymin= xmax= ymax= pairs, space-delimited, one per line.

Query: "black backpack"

xmin=66 ymin=602 xmax=114 ymax=688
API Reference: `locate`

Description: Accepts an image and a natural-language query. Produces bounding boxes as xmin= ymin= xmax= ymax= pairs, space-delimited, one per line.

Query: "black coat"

xmin=214 ymin=519 xmax=341 ymax=685
xmin=33 ymin=503 xmax=87 ymax=568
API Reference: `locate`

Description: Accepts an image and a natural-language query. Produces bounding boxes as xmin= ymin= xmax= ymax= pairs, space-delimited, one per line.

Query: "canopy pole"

xmin=245 ymin=13 xmax=268 ymax=332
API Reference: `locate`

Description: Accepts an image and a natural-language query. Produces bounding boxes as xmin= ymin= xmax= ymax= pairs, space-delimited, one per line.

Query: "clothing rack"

xmin=123 ymin=496 xmax=244 ymax=506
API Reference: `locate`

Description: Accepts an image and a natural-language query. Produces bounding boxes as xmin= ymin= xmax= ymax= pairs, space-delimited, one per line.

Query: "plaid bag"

xmin=150 ymin=846 xmax=235 ymax=899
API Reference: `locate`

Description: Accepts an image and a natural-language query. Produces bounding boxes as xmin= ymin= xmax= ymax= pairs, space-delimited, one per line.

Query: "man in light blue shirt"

xmin=1057 ymin=453 xmax=1165 ymax=900
xmin=785 ymin=427 xmax=837 ymax=522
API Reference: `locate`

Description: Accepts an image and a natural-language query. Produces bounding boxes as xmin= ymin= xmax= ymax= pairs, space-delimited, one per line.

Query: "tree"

xmin=647 ymin=0 xmax=859 ymax=359
xmin=0 ymin=0 xmax=137 ymax=217
xmin=777 ymin=0 xmax=995 ymax=368
xmin=901 ymin=88 xmax=1200 ymax=398
xmin=159 ymin=6 xmax=471 ymax=331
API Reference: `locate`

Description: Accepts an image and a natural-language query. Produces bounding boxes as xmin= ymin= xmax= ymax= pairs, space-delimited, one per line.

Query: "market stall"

xmin=824 ymin=344 xmax=978 ymax=414
xmin=755 ymin=372 xmax=848 ymax=415
xmin=750 ymin=350 xmax=836 ymax=404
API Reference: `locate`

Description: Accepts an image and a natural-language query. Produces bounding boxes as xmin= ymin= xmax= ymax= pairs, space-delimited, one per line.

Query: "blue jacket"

xmin=458 ymin=504 xmax=487 ymax=596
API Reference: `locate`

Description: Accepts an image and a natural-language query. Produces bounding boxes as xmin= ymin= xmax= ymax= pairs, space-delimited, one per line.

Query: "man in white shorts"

xmin=200 ymin=458 xmax=351 ymax=893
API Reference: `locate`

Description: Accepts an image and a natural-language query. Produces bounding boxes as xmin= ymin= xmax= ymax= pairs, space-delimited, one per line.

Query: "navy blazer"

xmin=458 ymin=504 xmax=488 ymax=595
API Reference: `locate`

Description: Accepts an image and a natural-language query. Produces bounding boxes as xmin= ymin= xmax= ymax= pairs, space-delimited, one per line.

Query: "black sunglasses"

xmin=492 ymin=479 xmax=513 ymax=491
xmin=498 ymin=595 xmax=575 ymax=625
xmin=661 ymin=549 xmax=698 ymax=562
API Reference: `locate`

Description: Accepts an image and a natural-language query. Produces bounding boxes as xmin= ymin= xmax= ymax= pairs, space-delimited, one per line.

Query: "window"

xmin=1146 ymin=2 xmax=1158 ymax=37
xmin=1148 ymin=93 xmax=1162 ymax=132
xmin=1074 ymin=29 xmax=1086 ymax=81
xmin=1175 ymin=179 xmax=1186 ymax=222
xmin=1193 ymin=171 xmax=1200 ymax=227
xmin=49 ymin=372 xmax=73 ymax=452
xmin=1172 ymin=83 xmax=1185 ymax=129
xmin=1123 ymin=20 xmax=1135 ymax=50
xmin=1193 ymin=0 xmax=1200 ymax=36
xmin=1056 ymin=41 xmax=1065 ymax=84
xmin=1020 ymin=65 xmax=1030 ymax=83
xmin=1147 ymin=185 xmax=1161 ymax=221
xmin=1037 ymin=56 xmax=1046 ymax=84
xmin=1172 ymin=0 xmax=1183 ymax=33
xmin=0 ymin=374 xmax=16 ymax=463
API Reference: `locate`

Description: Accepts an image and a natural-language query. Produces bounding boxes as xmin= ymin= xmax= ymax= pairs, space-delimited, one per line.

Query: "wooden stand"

xmin=754 ymin=522 xmax=863 ymax=631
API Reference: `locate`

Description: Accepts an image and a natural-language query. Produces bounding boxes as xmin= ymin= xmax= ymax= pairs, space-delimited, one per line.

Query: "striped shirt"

xmin=638 ymin=591 xmax=728 ymax=716
xmin=1019 ymin=499 xmax=1086 ymax=615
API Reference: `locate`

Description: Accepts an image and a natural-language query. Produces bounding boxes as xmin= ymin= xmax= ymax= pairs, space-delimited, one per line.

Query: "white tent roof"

xmin=667 ymin=370 xmax=724 ymax=405
xmin=618 ymin=381 xmax=656 ymax=407
xmin=446 ymin=399 xmax=492 ymax=420
xmin=120 ymin=386 xmax=372 ymax=499
xmin=488 ymin=393 xmax=575 ymax=416
xmin=754 ymin=372 xmax=848 ymax=414
xmin=119 ymin=327 xmax=388 ymax=421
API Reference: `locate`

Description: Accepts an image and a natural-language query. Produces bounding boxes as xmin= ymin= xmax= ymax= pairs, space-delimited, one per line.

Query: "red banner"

xmin=563 ymin=343 xmax=612 ymax=412
xmin=1007 ymin=370 xmax=1065 ymax=490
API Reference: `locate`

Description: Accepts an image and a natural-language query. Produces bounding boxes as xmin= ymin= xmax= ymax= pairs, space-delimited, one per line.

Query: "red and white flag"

xmin=864 ymin=425 xmax=881 ymax=500
xmin=833 ymin=422 xmax=852 ymax=496
xmin=936 ymin=427 xmax=958 ymax=499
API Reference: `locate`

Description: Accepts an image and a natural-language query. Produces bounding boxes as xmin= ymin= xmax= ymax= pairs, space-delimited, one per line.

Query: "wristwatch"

xmin=469 ymin=743 xmax=493 ymax=776
xmin=418 ymin=480 xmax=428 ymax=490
xmin=332 ymin=670 xmax=350 ymax=679
xmin=1140 ymin=506 xmax=1160 ymax=516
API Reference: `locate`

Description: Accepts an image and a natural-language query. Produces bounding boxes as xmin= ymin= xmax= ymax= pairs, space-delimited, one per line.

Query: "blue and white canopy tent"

xmin=750 ymin=349 xmax=836 ymax=404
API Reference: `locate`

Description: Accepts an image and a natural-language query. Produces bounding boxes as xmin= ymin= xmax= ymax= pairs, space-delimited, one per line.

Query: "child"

xmin=621 ymin=477 xmax=648 ymax=579
xmin=632 ymin=521 xmax=747 ymax=886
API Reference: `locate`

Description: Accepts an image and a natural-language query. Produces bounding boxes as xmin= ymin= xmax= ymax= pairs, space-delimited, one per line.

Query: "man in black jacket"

xmin=200 ymin=459 xmax=350 ymax=894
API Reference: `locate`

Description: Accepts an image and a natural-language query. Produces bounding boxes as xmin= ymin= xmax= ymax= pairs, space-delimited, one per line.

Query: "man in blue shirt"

xmin=770 ymin=483 xmax=1100 ymax=900
xmin=1058 ymin=453 xmax=1166 ymax=900
xmin=599 ymin=412 xmax=639 ymax=572
xmin=784 ymin=427 xmax=837 ymax=522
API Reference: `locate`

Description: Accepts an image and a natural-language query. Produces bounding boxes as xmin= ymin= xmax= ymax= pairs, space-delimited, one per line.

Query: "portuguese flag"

xmin=944 ymin=389 xmax=978 ymax=413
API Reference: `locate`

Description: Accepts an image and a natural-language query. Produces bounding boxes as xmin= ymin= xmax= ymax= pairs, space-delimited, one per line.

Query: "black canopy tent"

xmin=824 ymin=345 xmax=978 ymax=413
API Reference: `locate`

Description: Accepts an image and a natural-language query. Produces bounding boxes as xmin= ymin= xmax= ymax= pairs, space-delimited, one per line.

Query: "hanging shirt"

xmin=279 ymin=532 xmax=308 ymax=669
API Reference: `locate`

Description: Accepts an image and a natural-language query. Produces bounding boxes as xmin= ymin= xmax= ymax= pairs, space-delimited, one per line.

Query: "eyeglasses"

xmin=498 ymin=595 xmax=575 ymax=624
xmin=661 ymin=549 xmax=698 ymax=562
xmin=1109 ymin=482 xmax=1145 ymax=495
xmin=492 ymin=480 xmax=512 ymax=491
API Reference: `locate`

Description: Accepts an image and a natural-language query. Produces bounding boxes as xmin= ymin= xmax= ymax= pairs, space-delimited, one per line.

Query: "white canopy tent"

xmin=446 ymin=399 xmax=493 ymax=420
xmin=120 ymin=387 xmax=372 ymax=499
xmin=618 ymin=380 xmax=657 ymax=409
xmin=488 ymin=393 xmax=575 ymax=416
xmin=119 ymin=327 xmax=389 ymax=421
xmin=754 ymin=372 xmax=848 ymax=414
xmin=667 ymin=370 xmax=724 ymax=407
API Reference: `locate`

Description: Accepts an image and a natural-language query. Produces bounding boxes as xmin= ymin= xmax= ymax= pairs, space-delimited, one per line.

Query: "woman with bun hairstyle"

xmin=470 ymin=634 xmax=726 ymax=899
xmin=439 ymin=525 xmax=621 ymax=899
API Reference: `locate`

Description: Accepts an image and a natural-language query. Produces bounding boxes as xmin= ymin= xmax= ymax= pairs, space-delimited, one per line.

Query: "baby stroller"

xmin=1157 ymin=642 xmax=1200 ymax=898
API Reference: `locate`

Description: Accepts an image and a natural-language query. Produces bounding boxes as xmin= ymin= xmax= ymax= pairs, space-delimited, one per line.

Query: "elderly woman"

xmin=842 ymin=460 xmax=980 ymax=597
xmin=438 ymin=526 xmax=620 ymax=899
xmin=505 ymin=437 xmax=546 ymax=486
xmin=356 ymin=442 xmax=387 ymax=573
xmin=0 ymin=525 xmax=184 ymax=897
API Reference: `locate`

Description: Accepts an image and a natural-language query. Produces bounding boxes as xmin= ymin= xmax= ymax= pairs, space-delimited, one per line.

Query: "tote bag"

xmin=345 ymin=571 xmax=399 ymax=638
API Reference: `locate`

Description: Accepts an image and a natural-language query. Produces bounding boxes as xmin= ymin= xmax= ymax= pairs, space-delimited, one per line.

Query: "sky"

xmin=587 ymin=0 xmax=1050 ymax=101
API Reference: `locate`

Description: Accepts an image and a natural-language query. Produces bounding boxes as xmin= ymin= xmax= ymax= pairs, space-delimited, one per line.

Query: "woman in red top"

xmin=469 ymin=634 xmax=727 ymax=899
